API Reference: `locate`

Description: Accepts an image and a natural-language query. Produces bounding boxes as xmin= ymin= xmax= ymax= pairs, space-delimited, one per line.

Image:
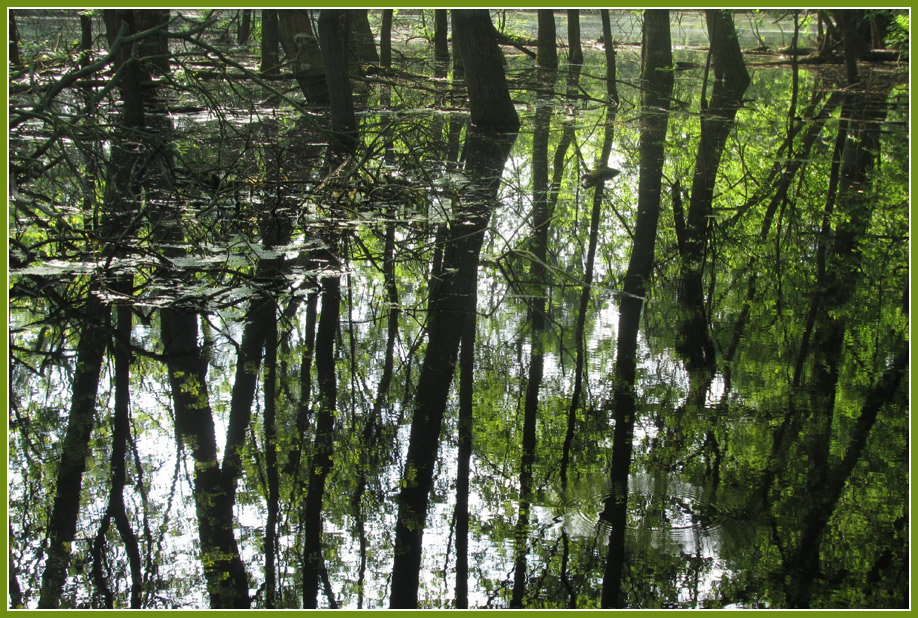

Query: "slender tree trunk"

xmin=434 ymin=10 xmax=449 ymax=65
xmin=567 ymin=10 xmax=583 ymax=65
xmin=261 ymin=10 xmax=280 ymax=78
xmin=380 ymin=9 xmax=393 ymax=68
xmin=600 ymin=9 xmax=673 ymax=608
xmin=238 ymin=9 xmax=252 ymax=45
xmin=454 ymin=282 xmax=476 ymax=609
xmin=79 ymin=12 xmax=92 ymax=69
xmin=9 ymin=10 xmax=20 ymax=66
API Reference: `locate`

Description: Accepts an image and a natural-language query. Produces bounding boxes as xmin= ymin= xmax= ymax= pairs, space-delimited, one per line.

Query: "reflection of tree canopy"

xmin=7 ymin=8 xmax=909 ymax=610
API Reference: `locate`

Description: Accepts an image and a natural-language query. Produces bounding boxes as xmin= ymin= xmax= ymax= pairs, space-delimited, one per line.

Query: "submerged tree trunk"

xmin=600 ymin=9 xmax=673 ymax=608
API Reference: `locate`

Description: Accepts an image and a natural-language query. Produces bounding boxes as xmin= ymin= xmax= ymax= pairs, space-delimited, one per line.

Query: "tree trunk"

xmin=380 ymin=9 xmax=393 ymax=68
xmin=600 ymin=9 xmax=673 ymax=608
xmin=434 ymin=10 xmax=449 ymax=65
xmin=567 ymin=10 xmax=583 ymax=65
xmin=451 ymin=10 xmax=520 ymax=132
xmin=237 ymin=9 xmax=252 ymax=45
xmin=261 ymin=10 xmax=280 ymax=77
xmin=319 ymin=10 xmax=358 ymax=158
xmin=278 ymin=10 xmax=329 ymax=105
xmin=536 ymin=10 xmax=557 ymax=71
xmin=349 ymin=9 xmax=379 ymax=65
xmin=9 ymin=10 xmax=20 ymax=67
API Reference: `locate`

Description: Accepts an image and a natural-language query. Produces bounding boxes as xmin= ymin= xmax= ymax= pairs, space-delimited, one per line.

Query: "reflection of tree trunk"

xmin=676 ymin=10 xmax=750 ymax=373
xmin=560 ymin=17 xmax=617 ymax=488
xmin=510 ymin=70 xmax=554 ymax=608
xmin=161 ymin=306 xmax=250 ymax=608
xmin=600 ymin=10 xmax=673 ymax=608
xmin=301 ymin=12 xmax=357 ymax=608
xmin=780 ymin=80 xmax=891 ymax=608
xmin=263 ymin=315 xmax=279 ymax=608
xmin=91 ymin=298 xmax=143 ymax=609
xmin=38 ymin=294 xmax=108 ymax=609
xmin=454 ymin=282 xmax=476 ymax=609
xmin=302 ymin=273 xmax=340 ymax=608
xmin=391 ymin=127 xmax=517 ymax=608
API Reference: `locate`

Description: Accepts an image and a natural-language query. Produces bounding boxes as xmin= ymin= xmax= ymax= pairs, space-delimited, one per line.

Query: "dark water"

xmin=8 ymin=9 xmax=909 ymax=609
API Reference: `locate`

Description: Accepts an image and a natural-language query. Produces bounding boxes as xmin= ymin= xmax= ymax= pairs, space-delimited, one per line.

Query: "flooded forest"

xmin=7 ymin=8 xmax=910 ymax=609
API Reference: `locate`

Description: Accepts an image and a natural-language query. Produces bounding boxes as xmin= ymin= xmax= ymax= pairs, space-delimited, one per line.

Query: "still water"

xmin=8 ymin=9 xmax=909 ymax=609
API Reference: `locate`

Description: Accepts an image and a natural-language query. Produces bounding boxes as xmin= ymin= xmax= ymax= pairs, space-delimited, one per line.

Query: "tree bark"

xmin=536 ymin=10 xmax=558 ymax=71
xmin=278 ymin=10 xmax=329 ymax=105
xmin=319 ymin=10 xmax=358 ymax=159
xmin=349 ymin=9 xmax=379 ymax=65
xmin=380 ymin=9 xmax=393 ymax=68
xmin=237 ymin=9 xmax=252 ymax=45
xmin=434 ymin=10 xmax=449 ymax=65
xmin=451 ymin=10 xmax=520 ymax=132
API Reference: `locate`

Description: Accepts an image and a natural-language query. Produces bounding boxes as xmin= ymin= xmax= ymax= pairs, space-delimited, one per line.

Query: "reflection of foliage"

xmin=7 ymin=9 xmax=909 ymax=610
